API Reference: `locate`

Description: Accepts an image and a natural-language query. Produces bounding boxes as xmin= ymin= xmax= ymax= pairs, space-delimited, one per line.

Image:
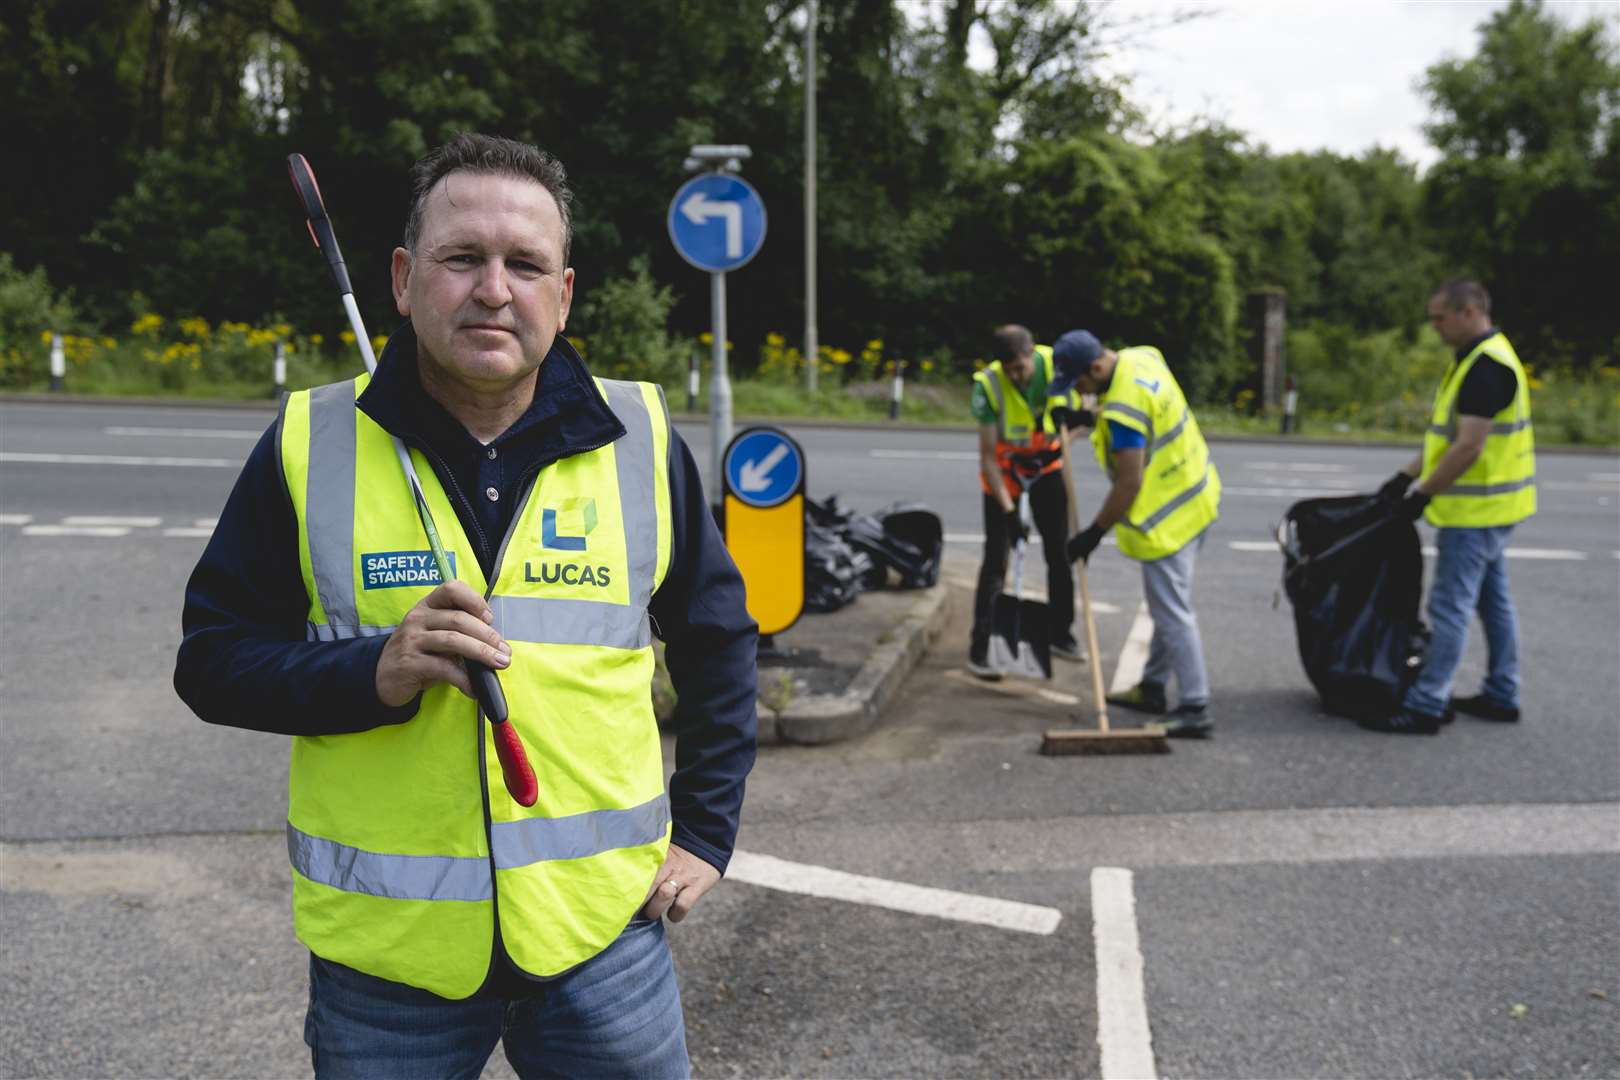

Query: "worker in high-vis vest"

xmin=175 ymin=134 xmax=757 ymax=1078
xmin=1051 ymin=330 xmax=1222 ymax=739
xmin=968 ymin=324 xmax=1090 ymax=679
xmin=1367 ymin=278 xmax=1536 ymax=735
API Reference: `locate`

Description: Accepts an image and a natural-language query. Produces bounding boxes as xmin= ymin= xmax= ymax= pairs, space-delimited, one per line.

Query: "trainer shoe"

xmin=1358 ymin=708 xmax=1444 ymax=735
xmin=1106 ymin=681 xmax=1168 ymax=715
xmin=1050 ymin=635 xmax=1086 ymax=662
xmin=967 ymin=648 xmax=1003 ymax=682
xmin=1450 ymin=694 xmax=1520 ymax=723
xmin=1162 ymin=703 xmax=1214 ymax=739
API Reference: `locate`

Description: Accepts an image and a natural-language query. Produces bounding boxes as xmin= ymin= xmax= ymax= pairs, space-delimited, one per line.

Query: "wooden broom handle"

xmin=1061 ymin=427 xmax=1111 ymax=732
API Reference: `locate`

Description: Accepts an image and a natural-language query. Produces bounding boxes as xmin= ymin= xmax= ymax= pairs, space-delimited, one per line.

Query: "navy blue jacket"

xmin=174 ymin=325 xmax=758 ymax=880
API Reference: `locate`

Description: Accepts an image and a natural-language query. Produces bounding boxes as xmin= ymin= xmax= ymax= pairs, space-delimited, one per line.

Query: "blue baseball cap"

xmin=1049 ymin=330 xmax=1103 ymax=394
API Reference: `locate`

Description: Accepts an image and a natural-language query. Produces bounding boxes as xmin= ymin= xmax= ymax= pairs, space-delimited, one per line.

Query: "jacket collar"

xmin=1454 ymin=327 xmax=1500 ymax=363
xmin=356 ymin=322 xmax=626 ymax=465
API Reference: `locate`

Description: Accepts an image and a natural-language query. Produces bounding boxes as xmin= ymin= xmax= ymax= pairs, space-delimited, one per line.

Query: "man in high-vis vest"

xmin=968 ymin=324 xmax=1089 ymax=678
xmin=1366 ymin=278 xmax=1536 ymax=735
xmin=175 ymin=134 xmax=757 ymax=1078
xmin=1051 ymin=330 xmax=1221 ymax=739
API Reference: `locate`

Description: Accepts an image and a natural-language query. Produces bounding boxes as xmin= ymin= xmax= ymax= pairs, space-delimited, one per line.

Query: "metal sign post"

xmin=668 ymin=148 xmax=767 ymax=499
xmin=722 ymin=426 xmax=806 ymax=637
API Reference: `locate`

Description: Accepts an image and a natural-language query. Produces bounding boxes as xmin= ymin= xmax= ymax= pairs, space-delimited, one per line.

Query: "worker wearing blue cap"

xmin=1051 ymin=330 xmax=1222 ymax=738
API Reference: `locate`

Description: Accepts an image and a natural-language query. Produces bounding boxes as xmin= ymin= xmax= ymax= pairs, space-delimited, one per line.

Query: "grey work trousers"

xmin=1139 ymin=530 xmax=1210 ymax=708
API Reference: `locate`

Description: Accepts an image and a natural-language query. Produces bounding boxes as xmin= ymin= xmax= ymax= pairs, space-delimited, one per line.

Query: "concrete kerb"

xmin=768 ymin=584 xmax=952 ymax=745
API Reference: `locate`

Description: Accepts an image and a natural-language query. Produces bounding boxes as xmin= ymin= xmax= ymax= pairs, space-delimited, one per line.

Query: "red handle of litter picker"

xmin=490 ymin=713 xmax=539 ymax=807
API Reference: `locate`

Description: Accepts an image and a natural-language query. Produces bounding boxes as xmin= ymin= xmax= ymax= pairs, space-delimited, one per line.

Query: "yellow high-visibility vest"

xmin=974 ymin=346 xmax=1079 ymax=495
xmin=278 ymin=373 xmax=673 ymax=999
xmin=1421 ymin=332 xmax=1536 ymax=528
xmin=1091 ymin=346 xmax=1220 ymax=561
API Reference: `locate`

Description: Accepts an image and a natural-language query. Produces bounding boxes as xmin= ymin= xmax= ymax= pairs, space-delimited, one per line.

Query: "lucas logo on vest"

xmin=527 ymin=497 xmax=611 ymax=588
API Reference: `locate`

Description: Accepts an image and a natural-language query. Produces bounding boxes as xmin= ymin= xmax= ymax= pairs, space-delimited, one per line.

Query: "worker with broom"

xmin=1050 ymin=330 xmax=1221 ymax=738
xmin=968 ymin=324 xmax=1089 ymax=679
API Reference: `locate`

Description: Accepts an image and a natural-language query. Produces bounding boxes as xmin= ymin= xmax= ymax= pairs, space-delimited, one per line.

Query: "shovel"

xmin=986 ymin=491 xmax=1052 ymax=680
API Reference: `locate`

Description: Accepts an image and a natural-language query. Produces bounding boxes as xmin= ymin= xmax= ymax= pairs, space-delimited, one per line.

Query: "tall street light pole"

xmin=804 ymin=0 xmax=818 ymax=396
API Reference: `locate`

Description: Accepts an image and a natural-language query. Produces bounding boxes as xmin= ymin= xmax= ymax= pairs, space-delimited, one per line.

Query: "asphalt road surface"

xmin=2 ymin=398 xmax=1617 ymax=1079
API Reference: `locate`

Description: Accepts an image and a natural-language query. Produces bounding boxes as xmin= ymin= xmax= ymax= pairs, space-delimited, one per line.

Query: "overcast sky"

xmin=1085 ymin=0 xmax=1618 ymax=169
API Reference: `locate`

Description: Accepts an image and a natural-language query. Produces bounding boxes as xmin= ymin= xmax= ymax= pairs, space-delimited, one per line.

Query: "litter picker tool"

xmin=1041 ymin=421 xmax=1169 ymax=755
xmin=286 ymin=153 xmax=539 ymax=806
xmin=986 ymin=480 xmax=1052 ymax=680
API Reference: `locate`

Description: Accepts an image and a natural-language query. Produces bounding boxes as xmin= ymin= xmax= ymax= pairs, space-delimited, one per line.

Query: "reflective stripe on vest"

xmin=1421 ymin=332 xmax=1537 ymax=528
xmin=286 ymin=793 xmax=669 ymax=900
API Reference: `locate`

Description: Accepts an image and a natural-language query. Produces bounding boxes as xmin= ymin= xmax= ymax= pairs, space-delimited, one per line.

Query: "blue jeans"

xmin=304 ymin=919 xmax=688 ymax=1079
xmin=1404 ymin=525 xmax=1520 ymax=717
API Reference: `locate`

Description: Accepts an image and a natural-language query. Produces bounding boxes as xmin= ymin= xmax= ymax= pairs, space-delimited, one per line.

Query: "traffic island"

xmin=755 ymin=584 xmax=950 ymax=745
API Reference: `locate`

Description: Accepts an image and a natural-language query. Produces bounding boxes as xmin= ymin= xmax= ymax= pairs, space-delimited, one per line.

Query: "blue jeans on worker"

xmin=1403 ymin=525 xmax=1520 ymax=719
xmin=1140 ymin=530 xmax=1210 ymax=708
xmin=304 ymin=918 xmax=689 ymax=1080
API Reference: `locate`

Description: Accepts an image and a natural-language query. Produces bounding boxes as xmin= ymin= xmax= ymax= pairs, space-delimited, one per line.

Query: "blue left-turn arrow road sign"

xmin=723 ymin=427 xmax=803 ymax=509
xmin=668 ymin=174 xmax=767 ymax=273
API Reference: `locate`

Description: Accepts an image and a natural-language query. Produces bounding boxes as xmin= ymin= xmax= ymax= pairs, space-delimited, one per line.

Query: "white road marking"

xmin=1091 ymin=867 xmax=1159 ymax=1080
xmin=1587 ymin=473 xmax=1619 ymax=483
xmin=868 ymin=449 xmax=979 ymax=461
xmin=1110 ymin=602 xmax=1153 ymax=695
xmin=194 ymin=518 xmax=218 ymax=529
xmin=22 ymin=525 xmax=130 ymax=537
xmin=944 ymin=668 xmax=1080 ymax=706
xmin=1231 ymin=539 xmax=1588 ymax=562
xmin=945 ymin=532 xmax=1120 ymax=549
xmin=1220 ymin=485 xmax=1349 ymax=498
xmin=163 ymin=527 xmax=215 ymax=538
xmin=1244 ymin=462 xmax=1351 ymax=473
xmin=102 ymin=426 xmax=260 ymax=440
xmin=0 ymin=514 xmax=33 ymax=526
xmin=62 ymin=515 xmax=161 ymax=528
xmin=0 ymin=452 xmax=237 ymax=469
xmin=726 ymin=849 xmax=1062 ymax=936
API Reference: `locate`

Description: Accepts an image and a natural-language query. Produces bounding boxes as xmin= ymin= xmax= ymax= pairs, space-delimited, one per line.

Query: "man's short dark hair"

xmin=1432 ymin=278 xmax=1491 ymax=315
xmin=992 ymin=324 xmax=1035 ymax=365
xmin=403 ymin=133 xmax=574 ymax=263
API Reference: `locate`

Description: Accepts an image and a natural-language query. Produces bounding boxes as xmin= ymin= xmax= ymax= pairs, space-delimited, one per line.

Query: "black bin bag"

xmin=1277 ymin=495 xmax=1429 ymax=719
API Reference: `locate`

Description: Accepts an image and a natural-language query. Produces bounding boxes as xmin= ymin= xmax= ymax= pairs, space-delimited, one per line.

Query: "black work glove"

xmin=1377 ymin=471 xmax=1415 ymax=503
xmin=1050 ymin=406 xmax=1096 ymax=431
xmin=1066 ymin=523 xmax=1106 ymax=564
xmin=1394 ymin=491 xmax=1430 ymax=523
xmin=1006 ymin=508 xmax=1029 ymax=546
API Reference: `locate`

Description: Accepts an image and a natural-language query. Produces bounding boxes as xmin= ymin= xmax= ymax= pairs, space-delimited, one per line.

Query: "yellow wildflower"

xmin=340 ymin=330 xmax=356 ymax=346
xmin=132 ymin=314 xmax=164 ymax=336
xmin=310 ymin=333 xmax=324 ymax=346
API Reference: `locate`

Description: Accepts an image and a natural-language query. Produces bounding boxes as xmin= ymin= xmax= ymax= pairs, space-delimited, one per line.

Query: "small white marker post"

xmin=687 ymin=348 xmax=700 ymax=413
xmin=889 ymin=359 xmax=905 ymax=420
xmin=1281 ymin=375 xmax=1298 ymax=434
xmin=49 ymin=333 xmax=65 ymax=392
xmin=273 ymin=341 xmax=287 ymax=399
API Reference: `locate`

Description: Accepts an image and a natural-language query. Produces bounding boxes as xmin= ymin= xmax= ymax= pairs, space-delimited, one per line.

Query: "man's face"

xmin=1004 ymin=350 xmax=1035 ymax=386
xmin=1427 ymin=295 xmax=1482 ymax=349
xmin=392 ymin=171 xmax=574 ymax=393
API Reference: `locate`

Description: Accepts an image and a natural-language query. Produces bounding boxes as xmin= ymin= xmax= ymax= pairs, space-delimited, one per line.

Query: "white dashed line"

xmin=22 ymin=525 xmax=131 ymax=537
xmin=103 ymin=426 xmax=261 ymax=439
xmin=1092 ymin=867 xmax=1159 ymax=1080
xmin=1228 ymin=540 xmax=1588 ymax=562
xmin=868 ymin=449 xmax=979 ymax=461
xmin=62 ymin=515 xmax=162 ymax=528
xmin=0 ymin=452 xmax=238 ymax=468
xmin=1110 ymin=602 xmax=1153 ymax=696
xmin=1244 ymin=462 xmax=1352 ymax=473
xmin=1227 ymin=540 xmax=1276 ymax=553
xmin=727 ymin=850 xmax=1062 ymax=935
xmin=163 ymin=527 xmax=215 ymax=538
xmin=0 ymin=514 xmax=33 ymax=526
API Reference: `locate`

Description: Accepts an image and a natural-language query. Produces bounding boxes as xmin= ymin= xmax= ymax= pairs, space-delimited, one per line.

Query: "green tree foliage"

xmin=1421 ymin=0 xmax=1620 ymax=365
xmin=2 ymin=0 xmax=1612 ymax=397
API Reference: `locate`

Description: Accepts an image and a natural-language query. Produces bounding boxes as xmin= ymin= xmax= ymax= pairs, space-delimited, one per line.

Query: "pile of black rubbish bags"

xmin=805 ymin=497 xmax=943 ymax=612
